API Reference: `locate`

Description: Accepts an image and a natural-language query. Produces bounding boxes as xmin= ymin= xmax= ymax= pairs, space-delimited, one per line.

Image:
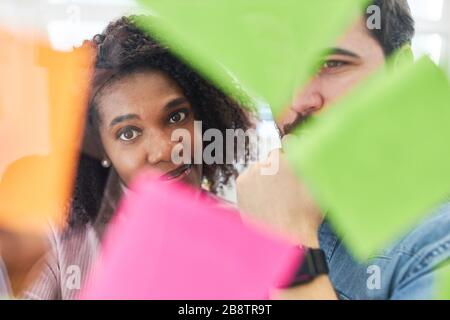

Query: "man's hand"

xmin=236 ymin=139 xmax=324 ymax=248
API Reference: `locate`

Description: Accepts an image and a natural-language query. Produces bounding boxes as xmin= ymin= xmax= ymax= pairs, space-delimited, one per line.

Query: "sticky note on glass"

xmin=136 ymin=0 xmax=367 ymax=115
xmin=81 ymin=172 xmax=302 ymax=300
xmin=0 ymin=30 xmax=92 ymax=233
xmin=286 ymin=57 xmax=450 ymax=259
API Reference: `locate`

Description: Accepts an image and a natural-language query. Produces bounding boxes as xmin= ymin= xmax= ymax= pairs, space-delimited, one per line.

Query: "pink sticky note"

xmin=81 ymin=171 xmax=302 ymax=300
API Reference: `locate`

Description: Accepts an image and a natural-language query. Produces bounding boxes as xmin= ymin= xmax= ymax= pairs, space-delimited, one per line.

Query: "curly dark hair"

xmin=69 ymin=16 xmax=253 ymax=227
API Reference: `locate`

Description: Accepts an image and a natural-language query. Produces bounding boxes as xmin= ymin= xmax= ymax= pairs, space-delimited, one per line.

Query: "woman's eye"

xmin=169 ymin=110 xmax=187 ymax=124
xmin=118 ymin=128 xmax=141 ymax=142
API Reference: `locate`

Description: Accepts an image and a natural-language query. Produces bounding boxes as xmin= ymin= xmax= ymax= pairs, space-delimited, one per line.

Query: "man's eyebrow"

xmin=109 ymin=114 xmax=140 ymax=127
xmin=325 ymin=47 xmax=361 ymax=59
xmin=165 ymin=97 xmax=189 ymax=110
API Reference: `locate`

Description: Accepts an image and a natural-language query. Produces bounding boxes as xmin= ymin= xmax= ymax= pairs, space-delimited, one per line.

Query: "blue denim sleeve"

xmin=322 ymin=202 xmax=450 ymax=300
xmin=390 ymin=204 xmax=450 ymax=300
xmin=391 ymin=264 xmax=442 ymax=300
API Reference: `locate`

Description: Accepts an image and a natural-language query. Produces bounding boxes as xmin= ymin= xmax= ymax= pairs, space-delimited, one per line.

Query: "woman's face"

xmin=96 ymin=69 xmax=202 ymax=189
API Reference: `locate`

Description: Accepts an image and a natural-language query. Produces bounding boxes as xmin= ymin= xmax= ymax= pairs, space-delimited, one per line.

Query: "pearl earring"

xmin=101 ymin=159 xmax=111 ymax=168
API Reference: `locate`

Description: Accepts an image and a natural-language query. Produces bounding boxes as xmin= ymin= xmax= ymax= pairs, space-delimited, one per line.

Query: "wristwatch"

xmin=289 ymin=248 xmax=329 ymax=287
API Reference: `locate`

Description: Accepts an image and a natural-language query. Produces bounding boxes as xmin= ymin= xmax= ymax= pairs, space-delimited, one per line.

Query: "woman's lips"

xmin=162 ymin=164 xmax=193 ymax=182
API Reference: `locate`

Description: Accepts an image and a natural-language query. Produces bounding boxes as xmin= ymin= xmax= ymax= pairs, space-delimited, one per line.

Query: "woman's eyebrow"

xmin=165 ymin=97 xmax=189 ymax=111
xmin=109 ymin=114 xmax=140 ymax=127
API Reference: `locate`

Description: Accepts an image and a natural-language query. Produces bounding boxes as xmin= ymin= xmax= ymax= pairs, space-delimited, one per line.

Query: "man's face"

xmin=280 ymin=17 xmax=385 ymax=134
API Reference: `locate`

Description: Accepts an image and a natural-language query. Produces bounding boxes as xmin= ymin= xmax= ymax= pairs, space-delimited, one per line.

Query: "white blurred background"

xmin=0 ymin=0 xmax=448 ymax=74
xmin=409 ymin=0 xmax=449 ymax=74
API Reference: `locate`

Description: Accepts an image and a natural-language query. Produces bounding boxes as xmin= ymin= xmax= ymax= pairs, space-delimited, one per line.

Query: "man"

xmin=237 ymin=0 xmax=450 ymax=299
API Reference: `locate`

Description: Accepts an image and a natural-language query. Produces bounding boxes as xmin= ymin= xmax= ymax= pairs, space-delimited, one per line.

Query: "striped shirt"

xmin=0 ymin=257 xmax=12 ymax=299
xmin=22 ymin=170 xmax=121 ymax=300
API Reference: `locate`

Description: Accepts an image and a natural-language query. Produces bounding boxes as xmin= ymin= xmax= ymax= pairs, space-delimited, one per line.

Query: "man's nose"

xmin=291 ymin=80 xmax=325 ymax=116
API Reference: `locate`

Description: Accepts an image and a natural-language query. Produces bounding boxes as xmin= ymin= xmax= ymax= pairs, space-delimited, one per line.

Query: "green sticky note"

xmin=286 ymin=57 xmax=450 ymax=259
xmin=437 ymin=263 xmax=450 ymax=300
xmin=136 ymin=0 xmax=368 ymax=115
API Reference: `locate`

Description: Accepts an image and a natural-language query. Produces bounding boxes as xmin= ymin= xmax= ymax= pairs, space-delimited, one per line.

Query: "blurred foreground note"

xmin=286 ymin=57 xmax=450 ymax=259
xmin=137 ymin=0 xmax=367 ymax=114
xmin=81 ymin=172 xmax=302 ymax=299
xmin=0 ymin=29 xmax=92 ymax=233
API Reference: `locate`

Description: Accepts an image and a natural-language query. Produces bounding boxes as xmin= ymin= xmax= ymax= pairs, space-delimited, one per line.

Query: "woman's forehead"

xmin=96 ymin=71 xmax=187 ymax=121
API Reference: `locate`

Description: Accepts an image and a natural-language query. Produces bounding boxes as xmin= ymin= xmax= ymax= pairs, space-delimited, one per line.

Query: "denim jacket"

xmin=319 ymin=202 xmax=450 ymax=300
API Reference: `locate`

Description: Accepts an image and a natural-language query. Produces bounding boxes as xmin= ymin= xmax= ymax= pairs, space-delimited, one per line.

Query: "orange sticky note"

xmin=0 ymin=29 xmax=92 ymax=233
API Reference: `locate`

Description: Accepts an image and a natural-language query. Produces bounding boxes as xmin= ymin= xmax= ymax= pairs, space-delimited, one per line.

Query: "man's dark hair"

xmin=366 ymin=0 xmax=415 ymax=56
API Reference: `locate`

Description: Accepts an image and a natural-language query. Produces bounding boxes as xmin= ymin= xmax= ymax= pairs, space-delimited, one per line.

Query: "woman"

xmin=23 ymin=16 xmax=252 ymax=300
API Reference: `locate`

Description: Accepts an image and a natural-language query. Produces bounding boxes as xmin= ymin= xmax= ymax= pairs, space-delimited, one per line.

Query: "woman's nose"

xmin=145 ymin=132 xmax=178 ymax=166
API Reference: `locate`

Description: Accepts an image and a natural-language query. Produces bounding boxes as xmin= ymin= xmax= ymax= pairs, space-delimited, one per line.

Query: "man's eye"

xmin=169 ymin=110 xmax=187 ymax=124
xmin=323 ymin=60 xmax=347 ymax=69
xmin=118 ymin=128 xmax=141 ymax=142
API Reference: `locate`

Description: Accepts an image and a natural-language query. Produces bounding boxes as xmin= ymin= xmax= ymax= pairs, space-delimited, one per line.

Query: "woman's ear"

xmin=101 ymin=158 xmax=111 ymax=168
